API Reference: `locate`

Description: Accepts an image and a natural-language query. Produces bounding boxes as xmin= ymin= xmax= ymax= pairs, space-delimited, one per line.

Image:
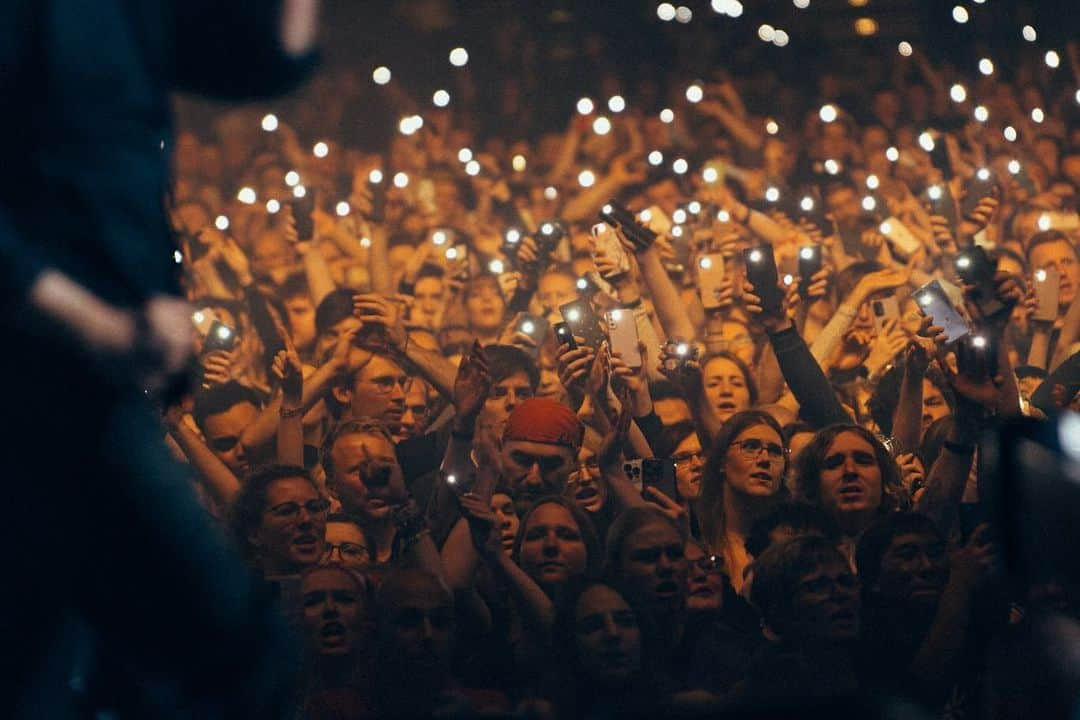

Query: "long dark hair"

xmin=698 ymin=411 xmax=786 ymax=553
xmin=794 ymin=424 xmax=908 ymax=516
xmin=512 ymin=496 xmax=602 ymax=591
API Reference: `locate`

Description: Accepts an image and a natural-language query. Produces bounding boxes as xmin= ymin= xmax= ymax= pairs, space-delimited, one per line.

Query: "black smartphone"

xmin=600 ymin=200 xmax=657 ymax=252
xmin=517 ymin=314 xmax=549 ymax=348
xmin=553 ymin=322 xmax=578 ymax=350
xmin=743 ymin=245 xmax=783 ymax=315
xmin=290 ymin=193 xmax=316 ymax=241
xmin=559 ymin=299 xmax=606 ymax=350
xmin=797 ymin=245 xmax=823 ymax=298
xmin=796 ymin=188 xmax=831 ymax=237
xmin=204 ymin=320 xmax=238 ymax=352
xmin=534 ymin=220 xmax=566 ymax=258
xmin=961 ymin=167 xmax=996 ymax=218
xmin=953 ymin=246 xmax=1007 ymax=319
xmin=964 ymin=331 xmax=1000 ymax=380
xmin=641 ymin=458 xmax=679 ymax=500
xmin=502 ymin=227 xmax=526 ymax=258
xmin=924 ymin=183 xmax=958 ymax=230
xmin=914 ymin=280 xmax=969 ymax=345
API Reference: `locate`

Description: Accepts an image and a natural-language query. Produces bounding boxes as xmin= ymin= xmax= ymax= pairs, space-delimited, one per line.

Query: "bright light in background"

xmin=433 ymin=89 xmax=450 ymax=107
xmin=1076 ymin=89 xmax=1080 ymax=105
xmin=660 ymin=108 xmax=675 ymax=123
xmin=372 ymin=66 xmax=391 ymax=85
xmin=886 ymin=147 xmax=900 ymax=162
xmin=1008 ymin=159 xmax=1021 ymax=175
xmin=657 ymin=3 xmax=676 ymax=21
xmin=918 ymin=131 xmax=935 ymax=152
xmin=335 ymin=201 xmax=350 ymax=217
xmin=648 ymin=150 xmax=664 ymax=166
xmin=545 ymin=186 xmax=558 ymax=200
xmin=672 ymin=158 xmax=689 ymax=174
xmin=1004 ymin=126 xmax=1017 ymax=142
xmin=285 ymin=170 xmax=300 ymax=186
xmin=974 ymin=105 xmax=989 ymax=122
xmin=765 ymin=119 xmax=779 ymax=134
xmin=398 ymin=115 xmax=423 ymax=135
xmin=1045 ymin=50 xmax=1061 ymax=69
xmin=819 ymin=104 xmax=838 ymax=123
xmin=313 ymin=142 xmax=329 ymax=158
xmin=758 ymin=24 xmax=776 ymax=42
xmin=824 ymin=159 xmax=840 ymax=175
xmin=703 ymin=167 xmax=719 ymax=183
xmin=1022 ymin=25 xmax=1037 ymax=42
xmin=710 ymin=0 xmax=743 ymax=17
xmin=576 ymin=97 xmax=594 ymax=115
xmin=457 ymin=148 xmax=473 ymax=163
xmin=292 ymin=185 xmax=306 ymax=198
xmin=237 ymin=187 xmax=256 ymax=204
xmin=773 ymin=30 xmax=790 ymax=46
xmin=465 ymin=160 xmax=481 ymax=176
xmin=854 ymin=18 xmax=878 ymax=36
xmin=214 ymin=215 xmax=229 ymax=230
xmin=174 ymin=250 xmax=183 ymax=264
xmin=898 ymin=41 xmax=913 ymax=57
xmin=368 ymin=169 xmax=383 ymax=184
xmin=793 ymin=0 xmax=810 ymax=8
xmin=978 ymin=58 xmax=994 ymax=75
xmin=266 ymin=199 xmax=280 ymax=214
xmin=866 ymin=174 xmax=880 ymax=189
xmin=1031 ymin=108 xmax=1045 ymax=123
xmin=578 ymin=169 xmax=596 ymax=187
xmin=260 ymin=113 xmax=278 ymax=132
xmin=950 ymin=84 xmax=967 ymax=103
xmin=765 ymin=186 xmax=781 ymax=202
xmin=608 ymin=95 xmax=626 ymax=113
xmin=685 ymin=84 xmax=704 ymax=103
xmin=592 ymin=116 xmax=612 ymax=135
xmin=512 ymin=154 xmax=527 ymax=172
xmin=675 ymin=5 xmax=693 ymax=23
xmin=1038 ymin=213 xmax=1052 ymax=231
xmin=393 ymin=172 xmax=409 ymax=188
xmin=952 ymin=5 xmax=969 ymax=23
xmin=449 ymin=47 xmax=469 ymax=66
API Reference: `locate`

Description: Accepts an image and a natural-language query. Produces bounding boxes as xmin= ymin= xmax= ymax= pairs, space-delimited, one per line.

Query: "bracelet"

xmin=943 ymin=440 xmax=976 ymax=455
xmin=279 ymin=405 xmax=304 ymax=418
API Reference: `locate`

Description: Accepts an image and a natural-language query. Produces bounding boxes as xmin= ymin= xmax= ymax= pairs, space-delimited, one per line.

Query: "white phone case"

xmin=605 ymin=309 xmax=642 ymax=367
xmin=696 ymin=253 xmax=726 ymax=310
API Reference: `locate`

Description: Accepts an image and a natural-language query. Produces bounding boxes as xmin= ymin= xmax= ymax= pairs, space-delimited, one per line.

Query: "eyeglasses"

xmin=672 ymin=450 xmax=705 ymax=465
xmin=265 ymin=498 xmax=330 ymax=520
xmin=323 ymin=541 xmax=370 ymax=562
xmin=362 ymin=376 xmax=411 ymax=396
xmin=731 ymin=439 xmax=786 ymax=460
xmin=208 ymin=435 xmax=240 ymax=453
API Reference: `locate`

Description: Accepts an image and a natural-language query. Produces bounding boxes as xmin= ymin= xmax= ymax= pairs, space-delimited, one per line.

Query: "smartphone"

xmin=797 ymin=246 xmax=823 ymax=298
xmin=641 ymin=458 xmax=679 ymax=500
xmin=559 ymin=300 xmax=606 ymax=350
xmin=665 ymin=226 xmax=693 ymax=274
xmin=662 ymin=340 xmax=699 ymax=372
xmin=554 ymin=322 xmax=578 ymax=351
xmin=914 ymin=280 xmax=969 ymax=345
xmin=697 ymin=253 xmax=727 ymax=310
xmin=600 ymin=200 xmax=657 ymax=252
xmin=204 ymin=320 xmax=238 ymax=352
xmin=961 ymin=168 xmax=997 ymax=218
xmin=605 ymin=309 xmax=642 ymax=368
xmin=502 ymin=227 xmax=526 ymax=257
xmin=443 ymin=468 xmax=475 ymax=498
xmin=591 ymin=222 xmax=632 ymax=279
xmin=796 ymin=189 xmax=831 ymax=237
xmin=953 ymin=246 xmax=1007 ymax=319
xmin=639 ymin=205 xmax=673 ymax=235
xmin=871 ymin=295 xmax=900 ymax=335
xmin=1032 ymin=267 xmax=1061 ymax=322
xmin=743 ymin=245 xmax=783 ymax=315
xmin=962 ymin=332 xmax=1000 ymax=381
xmin=623 ymin=459 xmax=644 ymax=492
xmin=1009 ymin=163 xmax=1037 ymax=195
xmin=430 ymin=228 xmax=455 ymax=247
xmin=534 ymin=220 xmax=566 ymax=258
xmin=290 ymin=193 xmax=315 ymax=241
xmin=924 ymin=183 xmax=958 ymax=229
xmin=517 ymin=314 xmax=549 ymax=348
xmin=879 ymin=217 xmax=922 ymax=259
xmin=1043 ymin=212 xmax=1080 ymax=231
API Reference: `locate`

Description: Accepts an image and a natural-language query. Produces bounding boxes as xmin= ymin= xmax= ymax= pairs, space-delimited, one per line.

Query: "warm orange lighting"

xmin=848 ymin=0 xmax=869 ymax=7
xmin=854 ymin=17 xmax=878 ymax=36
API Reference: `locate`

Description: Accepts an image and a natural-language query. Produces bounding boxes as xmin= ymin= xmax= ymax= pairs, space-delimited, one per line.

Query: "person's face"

xmin=724 ymin=424 xmax=785 ymax=499
xmin=337 ymin=353 xmax=409 ymax=431
xmin=566 ymin=445 xmax=606 ymax=513
xmin=684 ymin=543 xmax=724 ymax=612
xmin=518 ymin=503 xmax=589 ymax=589
xmin=381 ymin=578 xmax=455 ymax=674
xmin=874 ymin=532 xmax=949 ymax=608
xmin=253 ymin=477 xmax=327 ymax=574
xmin=653 ymin=396 xmax=692 ymax=425
xmin=818 ymin=431 xmax=884 ymax=522
xmin=501 ymin=439 xmax=576 ymax=507
xmin=302 ymin=568 xmax=366 ymax=656
xmin=788 ymin=556 xmax=860 ymax=642
xmin=395 ymin=380 xmax=429 ymax=442
xmin=412 ymin=276 xmax=445 ymax=326
xmin=284 ymin=294 xmax=317 ymax=351
xmin=825 ymin=187 xmax=861 ymax=227
xmin=573 ymin=585 xmax=642 ymax=684
xmin=703 ymin=357 xmax=752 ymax=423
xmin=329 ymin=432 xmax=400 ymax=523
xmin=314 ymin=316 xmax=361 ymax=362
xmin=921 ymin=379 xmax=950 ymax=434
xmin=715 ymin=321 xmax=755 ymax=366
xmin=672 ymin=433 xmax=705 ymax=500
xmin=491 ymin=493 xmax=520 ymax=555
xmin=465 ymin=279 xmax=506 ymax=332
xmin=537 ymin=273 xmax=578 ymax=314
xmin=202 ymin=402 xmax=258 ymax=476
xmin=1029 ymin=240 xmax=1079 ymax=307
xmin=617 ymin=521 xmax=687 ymax=613
xmin=482 ymin=371 xmax=534 ymax=438
xmin=323 ymin=520 xmax=371 ymax=571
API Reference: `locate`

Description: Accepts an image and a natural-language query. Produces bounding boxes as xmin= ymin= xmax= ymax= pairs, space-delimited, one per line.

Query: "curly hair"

xmin=794 ymin=424 xmax=909 ymax=517
xmin=229 ymin=464 xmax=319 ymax=562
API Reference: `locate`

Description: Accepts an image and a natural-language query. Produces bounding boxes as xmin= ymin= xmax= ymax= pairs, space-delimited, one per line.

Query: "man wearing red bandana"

xmin=500 ymin=397 xmax=585 ymax=511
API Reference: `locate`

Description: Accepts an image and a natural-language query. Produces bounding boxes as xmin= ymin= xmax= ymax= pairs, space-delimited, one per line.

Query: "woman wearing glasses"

xmin=698 ymin=411 xmax=787 ymax=593
xmin=230 ymin=464 xmax=330 ymax=577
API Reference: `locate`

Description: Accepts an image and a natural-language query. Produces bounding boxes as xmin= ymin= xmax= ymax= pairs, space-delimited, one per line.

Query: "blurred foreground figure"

xmin=0 ymin=1 xmax=318 ymax=717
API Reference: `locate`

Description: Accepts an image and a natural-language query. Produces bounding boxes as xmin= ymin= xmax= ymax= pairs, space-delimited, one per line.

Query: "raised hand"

xmin=271 ymin=348 xmax=304 ymax=407
xmin=453 ymin=341 xmax=492 ymax=420
xmin=351 ymin=293 xmax=409 ymax=349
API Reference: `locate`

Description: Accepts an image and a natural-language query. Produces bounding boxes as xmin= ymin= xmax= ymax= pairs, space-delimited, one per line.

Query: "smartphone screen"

xmin=697 ymin=254 xmax=726 ymax=310
xmin=559 ymin=299 xmax=607 ymax=350
xmin=954 ymin=246 xmax=1006 ymax=318
xmin=518 ymin=314 xmax=549 ymax=348
xmin=797 ymin=246 xmax=823 ymax=296
xmin=204 ymin=320 xmax=238 ymax=352
xmin=961 ymin=168 xmax=996 ymax=218
xmin=925 ymin=184 xmax=958 ymax=229
xmin=605 ymin=309 xmax=642 ymax=368
xmin=1033 ymin=267 xmax=1061 ymax=322
xmin=914 ymin=280 xmax=969 ymax=344
xmin=743 ymin=245 xmax=783 ymax=315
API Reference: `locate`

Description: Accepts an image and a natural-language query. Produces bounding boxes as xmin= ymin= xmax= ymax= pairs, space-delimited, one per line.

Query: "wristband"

xmin=943 ymin=440 xmax=975 ymax=455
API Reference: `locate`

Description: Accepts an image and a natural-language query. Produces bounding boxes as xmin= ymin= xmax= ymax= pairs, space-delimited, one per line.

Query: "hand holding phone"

xmin=954 ymin=246 xmax=1007 ymax=319
xmin=1032 ymin=267 xmax=1061 ymax=322
xmin=591 ymin=222 xmax=632 ymax=279
xmin=605 ymin=309 xmax=642 ymax=368
xmin=600 ymin=201 xmax=657 ymax=252
xmin=696 ymin=254 xmax=727 ymax=310
xmin=743 ymin=245 xmax=783 ymax=316
xmin=797 ymin=246 xmax=823 ymax=298
xmin=914 ymin=280 xmax=969 ymax=345
xmin=554 ymin=322 xmax=578 ymax=350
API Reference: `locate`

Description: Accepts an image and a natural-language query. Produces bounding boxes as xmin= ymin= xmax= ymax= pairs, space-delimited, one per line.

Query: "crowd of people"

xmin=162 ymin=23 xmax=1080 ymax=718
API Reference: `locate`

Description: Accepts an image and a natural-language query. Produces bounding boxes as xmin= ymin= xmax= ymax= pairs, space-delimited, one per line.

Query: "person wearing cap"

xmin=500 ymin=397 xmax=585 ymax=512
